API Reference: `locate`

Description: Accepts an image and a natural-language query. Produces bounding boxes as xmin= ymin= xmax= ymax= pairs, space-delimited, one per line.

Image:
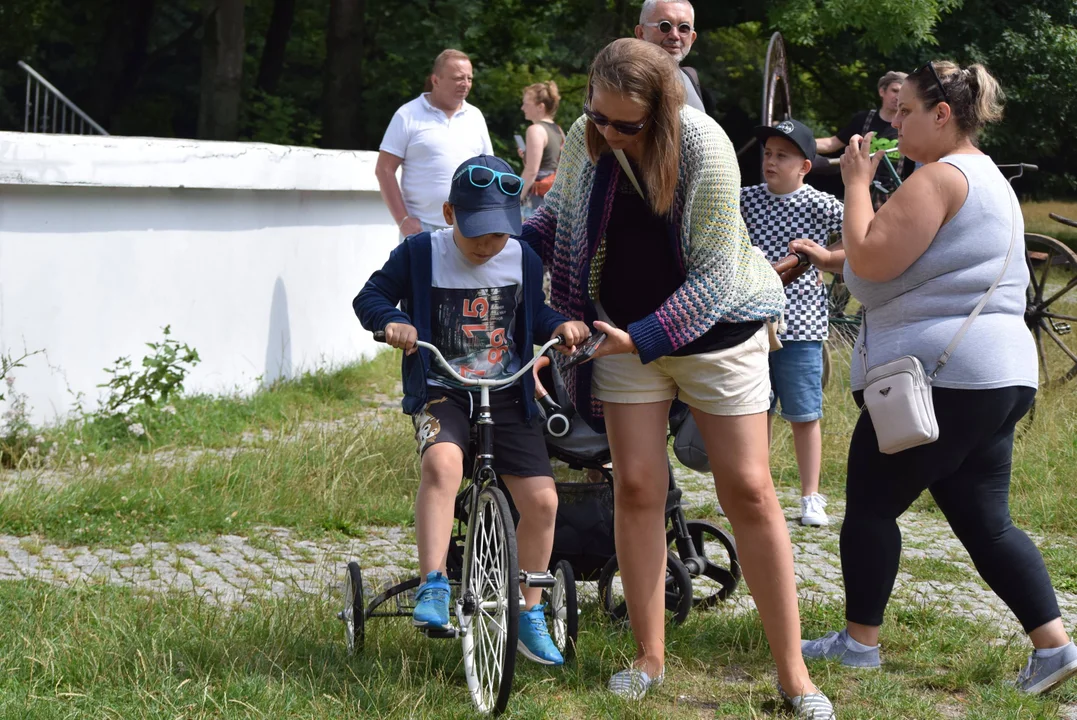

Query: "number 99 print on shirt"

xmin=428 ymin=228 xmax=524 ymax=387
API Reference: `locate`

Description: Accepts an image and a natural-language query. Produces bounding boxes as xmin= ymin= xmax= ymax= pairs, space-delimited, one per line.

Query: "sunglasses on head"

xmin=913 ymin=61 xmax=951 ymax=105
xmin=453 ymin=165 xmax=523 ymax=196
xmin=582 ymin=104 xmax=649 ymax=136
xmin=642 ymin=20 xmax=693 ymax=35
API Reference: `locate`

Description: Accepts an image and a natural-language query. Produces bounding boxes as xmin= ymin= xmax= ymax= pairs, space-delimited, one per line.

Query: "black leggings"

xmin=841 ymin=385 xmax=1060 ymax=633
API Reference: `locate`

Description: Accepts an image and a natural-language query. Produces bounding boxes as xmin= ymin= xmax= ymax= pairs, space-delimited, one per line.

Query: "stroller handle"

xmin=532 ymin=355 xmax=572 ymax=438
xmin=373 ymin=330 xmax=564 ymax=389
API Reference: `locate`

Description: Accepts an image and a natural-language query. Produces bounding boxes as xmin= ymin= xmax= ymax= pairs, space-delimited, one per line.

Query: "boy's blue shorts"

xmin=769 ymin=340 xmax=824 ymax=423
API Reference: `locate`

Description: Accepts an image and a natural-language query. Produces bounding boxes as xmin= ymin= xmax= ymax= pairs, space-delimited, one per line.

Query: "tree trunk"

xmin=198 ymin=0 xmax=246 ymax=140
xmin=90 ymin=0 xmax=157 ymax=128
xmin=256 ymin=0 xmax=296 ymax=94
xmin=322 ymin=0 xmax=364 ymax=149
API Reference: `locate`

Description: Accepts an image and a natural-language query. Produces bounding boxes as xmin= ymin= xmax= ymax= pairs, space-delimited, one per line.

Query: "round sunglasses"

xmin=642 ymin=20 xmax=693 ymax=35
xmin=453 ymin=165 xmax=523 ymax=196
xmin=582 ymin=104 xmax=649 ymax=136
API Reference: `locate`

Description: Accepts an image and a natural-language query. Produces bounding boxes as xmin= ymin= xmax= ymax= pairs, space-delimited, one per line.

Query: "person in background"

xmin=376 ymin=49 xmax=493 ymax=237
xmin=635 ymin=0 xmax=707 ymax=114
xmin=741 ymin=119 xmax=844 ymax=527
xmin=796 ymin=60 xmax=1077 ymax=695
xmin=813 ymin=71 xmax=909 ymax=201
xmin=518 ymin=81 xmax=564 ymax=219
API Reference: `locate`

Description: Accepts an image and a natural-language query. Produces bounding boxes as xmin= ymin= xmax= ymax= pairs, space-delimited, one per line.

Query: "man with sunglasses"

xmin=634 ymin=0 xmax=707 ymax=114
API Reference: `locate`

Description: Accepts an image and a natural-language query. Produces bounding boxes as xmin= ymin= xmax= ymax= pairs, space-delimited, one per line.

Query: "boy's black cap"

xmin=448 ymin=155 xmax=522 ymax=237
xmin=753 ymin=119 xmax=817 ymax=164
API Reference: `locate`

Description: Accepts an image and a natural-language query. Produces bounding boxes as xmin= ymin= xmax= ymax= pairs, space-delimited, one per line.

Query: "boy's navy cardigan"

xmin=353 ymin=231 xmax=567 ymax=420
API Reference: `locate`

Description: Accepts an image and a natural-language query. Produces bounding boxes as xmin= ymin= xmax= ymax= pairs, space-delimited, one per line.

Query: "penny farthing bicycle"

xmin=339 ymin=332 xmax=573 ymax=715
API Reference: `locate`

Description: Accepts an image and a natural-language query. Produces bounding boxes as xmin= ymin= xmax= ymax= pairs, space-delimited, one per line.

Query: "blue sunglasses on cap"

xmin=453 ymin=165 xmax=524 ymax=196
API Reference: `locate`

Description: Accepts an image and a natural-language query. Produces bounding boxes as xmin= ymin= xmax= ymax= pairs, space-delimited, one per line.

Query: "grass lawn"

xmin=0 ymin=304 xmax=1076 ymax=716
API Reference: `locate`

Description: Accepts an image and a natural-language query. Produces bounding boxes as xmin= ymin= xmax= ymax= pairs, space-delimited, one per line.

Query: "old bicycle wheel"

xmin=340 ymin=562 xmax=365 ymax=654
xmin=460 ymin=486 xmax=519 ymax=715
xmin=761 ymin=32 xmax=792 ymax=129
xmin=1024 ymin=233 xmax=1077 ymax=385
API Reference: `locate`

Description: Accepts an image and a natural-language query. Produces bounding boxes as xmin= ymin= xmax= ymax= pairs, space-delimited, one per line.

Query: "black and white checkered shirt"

xmin=740 ymin=184 xmax=844 ymax=341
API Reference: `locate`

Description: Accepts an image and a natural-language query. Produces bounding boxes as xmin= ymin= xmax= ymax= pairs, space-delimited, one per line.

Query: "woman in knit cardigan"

xmin=520 ymin=39 xmax=834 ymax=718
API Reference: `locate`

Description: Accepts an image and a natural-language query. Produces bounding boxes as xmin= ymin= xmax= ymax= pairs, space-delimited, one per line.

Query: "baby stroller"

xmin=506 ymin=351 xmax=742 ymax=626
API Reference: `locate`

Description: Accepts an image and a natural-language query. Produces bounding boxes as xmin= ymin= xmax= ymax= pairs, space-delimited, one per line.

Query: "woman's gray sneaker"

xmin=1017 ymin=642 xmax=1077 ymax=694
xmin=778 ymin=682 xmax=836 ymax=720
xmin=801 ymin=628 xmax=881 ymax=668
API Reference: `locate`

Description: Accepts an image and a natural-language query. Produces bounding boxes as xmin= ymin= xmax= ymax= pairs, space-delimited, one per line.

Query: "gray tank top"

xmin=538 ymin=122 xmax=564 ymax=173
xmin=846 ymin=153 xmax=1037 ymax=391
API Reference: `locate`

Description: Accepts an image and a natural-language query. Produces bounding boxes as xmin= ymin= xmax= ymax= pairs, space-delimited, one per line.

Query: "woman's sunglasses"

xmin=913 ymin=61 xmax=951 ymax=105
xmin=642 ymin=20 xmax=693 ymax=35
xmin=582 ymin=104 xmax=648 ymax=136
xmin=453 ymin=165 xmax=523 ymax=196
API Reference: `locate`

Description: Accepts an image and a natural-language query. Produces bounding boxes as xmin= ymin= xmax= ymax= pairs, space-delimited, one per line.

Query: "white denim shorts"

xmin=592 ymin=316 xmax=772 ymax=417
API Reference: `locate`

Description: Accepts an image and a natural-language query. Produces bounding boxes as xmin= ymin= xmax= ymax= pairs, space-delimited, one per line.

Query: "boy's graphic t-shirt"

xmin=740 ymin=184 xmax=844 ymax=341
xmin=428 ymin=228 xmax=523 ymax=388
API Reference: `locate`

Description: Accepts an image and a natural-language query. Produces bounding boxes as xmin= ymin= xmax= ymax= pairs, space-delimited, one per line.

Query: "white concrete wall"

xmin=0 ymin=132 xmax=398 ymax=424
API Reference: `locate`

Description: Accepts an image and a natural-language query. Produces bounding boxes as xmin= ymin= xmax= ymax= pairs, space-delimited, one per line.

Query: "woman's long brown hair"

xmin=585 ymin=38 xmax=684 ymax=216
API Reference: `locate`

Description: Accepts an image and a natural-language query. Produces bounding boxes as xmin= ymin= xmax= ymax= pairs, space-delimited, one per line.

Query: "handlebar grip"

xmin=1021 ymin=163 xmax=1039 ymax=172
xmin=373 ymin=330 xmax=387 ymax=343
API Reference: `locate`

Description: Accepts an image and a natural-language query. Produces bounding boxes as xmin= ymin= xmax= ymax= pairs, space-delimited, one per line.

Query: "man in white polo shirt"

xmin=376 ymin=49 xmax=493 ymax=237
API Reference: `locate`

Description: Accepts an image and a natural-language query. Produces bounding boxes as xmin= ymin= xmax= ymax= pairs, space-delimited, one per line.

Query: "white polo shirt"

xmin=380 ymin=94 xmax=494 ymax=226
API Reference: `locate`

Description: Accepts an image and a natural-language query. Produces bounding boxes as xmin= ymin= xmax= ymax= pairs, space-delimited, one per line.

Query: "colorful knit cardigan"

xmin=519 ymin=107 xmax=785 ymax=429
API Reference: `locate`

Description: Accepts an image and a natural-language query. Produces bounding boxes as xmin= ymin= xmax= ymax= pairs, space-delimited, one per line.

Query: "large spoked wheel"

xmin=340 ymin=561 xmax=365 ymax=655
xmin=597 ymin=550 xmax=693 ymax=626
xmin=543 ymin=559 xmax=578 ymax=661
xmin=460 ymin=486 xmax=519 ymax=715
xmin=1024 ymin=233 xmax=1077 ymax=385
xmin=666 ymin=520 xmax=741 ymax=609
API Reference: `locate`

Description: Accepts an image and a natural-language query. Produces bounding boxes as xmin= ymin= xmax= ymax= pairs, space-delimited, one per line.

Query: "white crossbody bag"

xmin=861 ymin=186 xmax=1020 ymax=454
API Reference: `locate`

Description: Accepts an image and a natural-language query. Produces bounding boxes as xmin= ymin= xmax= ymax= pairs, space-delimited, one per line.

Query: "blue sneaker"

xmin=412 ymin=571 xmax=450 ymax=629
xmin=517 ymin=603 xmax=564 ymax=665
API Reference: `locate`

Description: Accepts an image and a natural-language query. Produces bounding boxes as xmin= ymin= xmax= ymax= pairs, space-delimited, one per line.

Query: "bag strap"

xmin=930 ymin=183 xmax=1021 ymax=378
xmin=613 ymin=149 xmax=645 ymax=200
xmin=861 ymin=109 xmax=877 ymax=136
xmin=861 ymin=175 xmax=1021 ymax=379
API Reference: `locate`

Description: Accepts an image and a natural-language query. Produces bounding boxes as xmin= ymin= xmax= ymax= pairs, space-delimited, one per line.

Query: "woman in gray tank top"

xmin=518 ymin=81 xmax=564 ymax=217
xmin=793 ymin=61 xmax=1077 ymax=693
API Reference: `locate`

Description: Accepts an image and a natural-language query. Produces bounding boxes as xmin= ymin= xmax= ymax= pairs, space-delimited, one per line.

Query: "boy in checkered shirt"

xmin=741 ymin=119 xmax=843 ymax=527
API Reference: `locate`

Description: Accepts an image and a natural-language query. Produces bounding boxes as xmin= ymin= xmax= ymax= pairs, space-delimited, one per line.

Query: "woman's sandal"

xmin=778 ymin=682 xmax=836 ymax=719
xmin=608 ymin=667 xmax=664 ymax=700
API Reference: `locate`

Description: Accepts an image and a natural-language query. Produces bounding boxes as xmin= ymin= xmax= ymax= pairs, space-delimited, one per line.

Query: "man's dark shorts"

xmin=412 ymin=385 xmax=553 ymax=478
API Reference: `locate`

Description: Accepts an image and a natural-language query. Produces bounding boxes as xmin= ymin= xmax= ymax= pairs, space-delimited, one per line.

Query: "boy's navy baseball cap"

xmin=753 ymin=119 xmax=817 ymax=163
xmin=448 ymin=155 xmax=523 ymax=237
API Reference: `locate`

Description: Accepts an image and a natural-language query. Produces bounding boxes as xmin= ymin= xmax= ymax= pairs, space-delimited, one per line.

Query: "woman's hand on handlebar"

xmin=591 ymin=321 xmax=636 ymax=359
xmin=383 ymin=322 xmax=419 ymax=355
xmin=552 ymin=321 xmax=591 ymax=355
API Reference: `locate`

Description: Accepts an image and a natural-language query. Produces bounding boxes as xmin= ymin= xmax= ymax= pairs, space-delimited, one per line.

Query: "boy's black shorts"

xmin=412 ymin=385 xmax=553 ymax=479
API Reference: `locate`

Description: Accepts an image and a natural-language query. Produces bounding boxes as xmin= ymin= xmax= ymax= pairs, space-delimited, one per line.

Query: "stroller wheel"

xmin=543 ymin=559 xmax=578 ymax=661
xmin=666 ymin=520 xmax=741 ymax=608
xmin=339 ymin=561 xmax=365 ymax=654
xmin=597 ymin=551 xmax=692 ymax=626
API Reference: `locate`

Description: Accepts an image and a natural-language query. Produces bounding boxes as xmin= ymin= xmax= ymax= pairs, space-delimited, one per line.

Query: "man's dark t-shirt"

xmin=836 ymin=109 xmax=897 ymax=145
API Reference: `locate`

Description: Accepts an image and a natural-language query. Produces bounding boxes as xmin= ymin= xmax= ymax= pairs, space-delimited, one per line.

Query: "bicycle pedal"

xmin=522 ymin=571 xmax=555 ymax=588
xmin=1054 ymin=321 xmax=1072 ymax=335
xmin=420 ymin=625 xmax=459 ymax=639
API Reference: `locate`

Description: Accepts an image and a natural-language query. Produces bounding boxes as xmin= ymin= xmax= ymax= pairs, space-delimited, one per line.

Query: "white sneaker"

xmin=800 ymin=493 xmax=829 ymax=526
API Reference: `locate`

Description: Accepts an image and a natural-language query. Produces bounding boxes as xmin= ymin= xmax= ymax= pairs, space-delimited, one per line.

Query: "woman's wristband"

xmin=397 ymin=215 xmax=412 ymax=228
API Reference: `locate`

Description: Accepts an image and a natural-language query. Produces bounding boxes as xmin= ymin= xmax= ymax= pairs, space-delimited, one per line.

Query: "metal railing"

xmin=18 ymin=61 xmax=108 ymax=136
